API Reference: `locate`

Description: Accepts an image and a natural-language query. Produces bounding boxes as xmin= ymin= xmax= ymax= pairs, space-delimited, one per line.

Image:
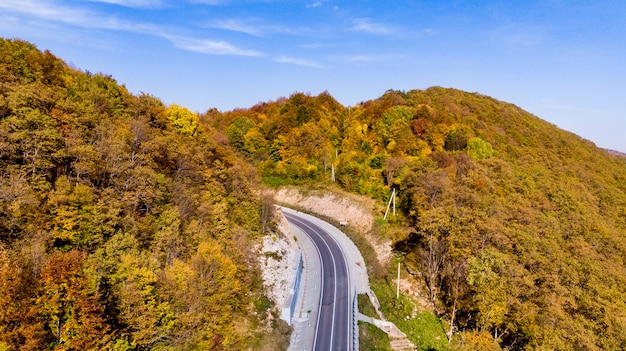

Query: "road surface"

xmin=283 ymin=210 xmax=353 ymax=351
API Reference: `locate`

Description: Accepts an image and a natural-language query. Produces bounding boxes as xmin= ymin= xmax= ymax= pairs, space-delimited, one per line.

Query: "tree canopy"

xmin=3 ymin=38 xmax=626 ymax=351
xmin=207 ymin=88 xmax=626 ymax=350
xmin=0 ymin=38 xmax=287 ymax=351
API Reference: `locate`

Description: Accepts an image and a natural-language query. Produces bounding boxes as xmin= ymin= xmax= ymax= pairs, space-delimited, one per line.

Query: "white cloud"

xmin=84 ymin=0 xmax=167 ymax=8
xmin=171 ymin=36 xmax=263 ymax=56
xmin=209 ymin=19 xmax=265 ymax=36
xmin=307 ymin=1 xmax=322 ymax=8
xmin=350 ymin=18 xmax=394 ymax=35
xmin=329 ymin=54 xmax=391 ymax=64
xmin=0 ymin=0 xmax=152 ymax=31
xmin=275 ymin=55 xmax=324 ymax=68
xmin=208 ymin=18 xmax=304 ymax=37
xmin=300 ymin=43 xmax=331 ymax=49
xmin=0 ymin=0 xmax=94 ymax=25
xmin=187 ymin=0 xmax=225 ymax=4
xmin=0 ymin=0 xmax=263 ymax=57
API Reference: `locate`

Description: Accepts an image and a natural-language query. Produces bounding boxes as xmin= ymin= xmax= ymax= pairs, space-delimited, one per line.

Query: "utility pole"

xmin=383 ymin=188 xmax=396 ymax=220
xmin=392 ymin=188 xmax=396 ymax=216
xmin=396 ymin=261 xmax=401 ymax=299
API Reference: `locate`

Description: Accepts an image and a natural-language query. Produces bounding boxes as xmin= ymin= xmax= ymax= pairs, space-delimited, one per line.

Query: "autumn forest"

xmin=2 ymin=38 xmax=626 ymax=350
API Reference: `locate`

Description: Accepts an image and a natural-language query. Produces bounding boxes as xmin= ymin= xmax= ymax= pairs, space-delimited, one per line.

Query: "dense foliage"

xmin=207 ymin=88 xmax=626 ymax=349
xmin=0 ymin=39 xmax=286 ymax=350
xmin=4 ymin=37 xmax=626 ymax=351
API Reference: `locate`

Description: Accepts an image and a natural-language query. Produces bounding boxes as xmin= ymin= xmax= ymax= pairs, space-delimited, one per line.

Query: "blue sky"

xmin=1 ymin=0 xmax=625 ymax=151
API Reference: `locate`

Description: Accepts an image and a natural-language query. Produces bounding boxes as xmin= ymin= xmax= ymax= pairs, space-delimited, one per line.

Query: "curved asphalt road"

xmin=284 ymin=212 xmax=352 ymax=351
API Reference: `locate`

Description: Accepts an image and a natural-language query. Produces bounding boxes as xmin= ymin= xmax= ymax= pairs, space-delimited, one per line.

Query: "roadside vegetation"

xmin=357 ymin=294 xmax=392 ymax=351
xmin=370 ymin=267 xmax=450 ymax=351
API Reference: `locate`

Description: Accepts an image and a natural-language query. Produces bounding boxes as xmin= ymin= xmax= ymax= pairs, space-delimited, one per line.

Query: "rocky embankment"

xmin=271 ymin=186 xmax=392 ymax=265
xmin=259 ymin=213 xmax=300 ymax=307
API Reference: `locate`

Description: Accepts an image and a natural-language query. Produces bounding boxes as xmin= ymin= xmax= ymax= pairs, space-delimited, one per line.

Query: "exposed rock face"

xmin=271 ymin=186 xmax=392 ymax=266
xmin=274 ymin=187 xmax=374 ymax=233
xmin=260 ymin=213 xmax=300 ymax=308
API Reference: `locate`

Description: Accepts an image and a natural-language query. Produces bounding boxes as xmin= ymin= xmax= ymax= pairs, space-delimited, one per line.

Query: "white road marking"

xmin=285 ymin=213 xmax=351 ymax=351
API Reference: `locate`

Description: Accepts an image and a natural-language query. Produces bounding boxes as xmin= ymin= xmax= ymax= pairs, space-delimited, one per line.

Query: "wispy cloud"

xmin=275 ymin=55 xmax=324 ymax=68
xmin=0 ymin=0 xmax=94 ymax=25
xmin=329 ymin=54 xmax=393 ymax=64
xmin=350 ymin=18 xmax=395 ymax=35
xmin=300 ymin=43 xmax=332 ymax=49
xmin=84 ymin=0 xmax=167 ymax=8
xmin=0 ymin=0 xmax=155 ymax=31
xmin=307 ymin=1 xmax=322 ymax=8
xmin=0 ymin=0 xmax=262 ymax=57
xmin=169 ymin=36 xmax=263 ymax=56
xmin=187 ymin=0 xmax=225 ymax=4
xmin=0 ymin=12 xmax=117 ymax=50
xmin=209 ymin=19 xmax=265 ymax=36
xmin=208 ymin=18 xmax=303 ymax=37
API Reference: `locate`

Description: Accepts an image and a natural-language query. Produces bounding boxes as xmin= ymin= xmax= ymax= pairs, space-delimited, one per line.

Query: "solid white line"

xmin=317 ymin=224 xmax=339 ymax=351
xmin=323 ymin=225 xmax=353 ymax=351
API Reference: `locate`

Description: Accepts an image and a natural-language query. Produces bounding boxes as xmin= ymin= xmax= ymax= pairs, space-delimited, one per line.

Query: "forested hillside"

xmin=207 ymin=88 xmax=626 ymax=349
xmin=0 ymin=38 xmax=288 ymax=350
xmin=3 ymin=37 xmax=626 ymax=351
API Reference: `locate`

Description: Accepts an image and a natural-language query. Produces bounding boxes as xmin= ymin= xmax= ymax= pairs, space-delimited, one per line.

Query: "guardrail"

xmin=281 ymin=251 xmax=303 ymax=325
xmin=353 ymin=293 xmax=359 ymax=351
xmin=291 ymin=252 xmax=303 ymax=320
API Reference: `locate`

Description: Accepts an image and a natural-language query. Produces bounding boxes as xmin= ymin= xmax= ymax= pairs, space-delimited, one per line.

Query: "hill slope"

xmin=3 ymin=38 xmax=626 ymax=351
xmin=0 ymin=38 xmax=289 ymax=350
xmin=207 ymin=88 xmax=626 ymax=350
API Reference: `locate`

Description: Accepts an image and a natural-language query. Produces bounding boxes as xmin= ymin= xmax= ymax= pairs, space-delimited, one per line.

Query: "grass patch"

xmin=359 ymin=320 xmax=392 ymax=351
xmin=263 ymin=250 xmax=282 ymax=261
xmin=262 ymin=176 xmax=289 ymax=188
xmin=358 ymin=293 xmax=378 ymax=318
xmin=358 ymin=293 xmax=393 ymax=350
xmin=371 ymin=279 xmax=450 ymax=351
xmin=341 ymin=224 xmax=386 ymax=279
xmin=253 ymin=295 xmax=274 ymax=319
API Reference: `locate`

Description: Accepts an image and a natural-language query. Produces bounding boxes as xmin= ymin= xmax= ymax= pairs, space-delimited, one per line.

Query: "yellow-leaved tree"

xmin=166 ymin=104 xmax=199 ymax=136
